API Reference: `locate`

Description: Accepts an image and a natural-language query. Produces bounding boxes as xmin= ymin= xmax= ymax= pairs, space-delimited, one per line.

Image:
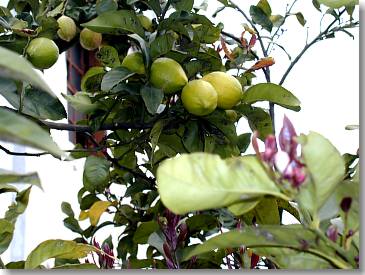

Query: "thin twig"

xmin=279 ymin=9 xmax=348 ymax=85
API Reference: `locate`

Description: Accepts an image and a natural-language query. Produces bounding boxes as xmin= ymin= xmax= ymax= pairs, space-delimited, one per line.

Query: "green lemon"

xmin=150 ymin=57 xmax=188 ymax=94
xmin=181 ymin=79 xmax=218 ymax=116
xmin=137 ymin=14 xmax=154 ymax=32
xmin=202 ymin=72 xmax=243 ymax=109
xmin=26 ymin=37 xmax=59 ymax=69
xmin=80 ymin=28 xmax=102 ymax=51
xmin=57 ymin=15 xmax=77 ymax=42
xmin=121 ymin=52 xmax=145 ymax=75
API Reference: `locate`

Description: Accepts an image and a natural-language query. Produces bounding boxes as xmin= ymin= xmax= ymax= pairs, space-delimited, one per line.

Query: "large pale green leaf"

xmin=0 ymin=46 xmax=53 ymax=95
xmin=81 ymin=10 xmax=145 ymax=38
xmin=243 ymin=83 xmax=301 ymax=111
xmin=0 ymin=80 xmax=66 ymax=120
xmin=0 ymin=108 xmax=64 ymax=158
xmin=182 ymin=225 xmax=351 ymax=268
xmin=297 ymin=132 xmax=345 ymax=218
xmin=0 ymin=169 xmax=41 ymax=189
xmin=157 ymin=153 xmax=290 ymax=215
xmin=317 ymin=0 xmax=358 ymax=9
xmin=24 ymin=240 xmax=95 ymax=269
xmin=0 ymin=219 xmax=14 ymax=255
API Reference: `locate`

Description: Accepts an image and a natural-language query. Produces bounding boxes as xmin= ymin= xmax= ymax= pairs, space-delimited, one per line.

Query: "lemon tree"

xmin=0 ymin=0 xmax=359 ymax=270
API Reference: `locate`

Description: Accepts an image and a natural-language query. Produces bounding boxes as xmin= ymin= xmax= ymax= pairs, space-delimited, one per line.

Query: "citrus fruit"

xmin=121 ymin=52 xmax=145 ymax=75
xmin=57 ymin=15 xmax=77 ymax=42
xmin=26 ymin=37 xmax=59 ymax=69
xmin=150 ymin=57 xmax=188 ymax=94
xmin=181 ymin=79 xmax=218 ymax=116
xmin=137 ymin=14 xmax=154 ymax=32
xmin=80 ymin=28 xmax=102 ymax=51
xmin=202 ymin=72 xmax=243 ymax=109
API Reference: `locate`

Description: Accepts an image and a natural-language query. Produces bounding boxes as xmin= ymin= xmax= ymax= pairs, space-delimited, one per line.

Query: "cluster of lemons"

xmin=123 ymin=53 xmax=243 ymax=117
xmin=25 ymin=14 xmax=152 ymax=70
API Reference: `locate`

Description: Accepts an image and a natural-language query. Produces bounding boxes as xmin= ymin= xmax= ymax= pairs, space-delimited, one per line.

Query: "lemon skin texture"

xmin=181 ymin=79 xmax=218 ymax=116
xmin=57 ymin=15 xmax=77 ymax=42
xmin=26 ymin=37 xmax=59 ymax=69
xmin=150 ymin=57 xmax=188 ymax=94
xmin=202 ymin=72 xmax=243 ymax=109
xmin=121 ymin=52 xmax=146 ymax=75
xmin=80 ymin=28 xmax=102 ymax=51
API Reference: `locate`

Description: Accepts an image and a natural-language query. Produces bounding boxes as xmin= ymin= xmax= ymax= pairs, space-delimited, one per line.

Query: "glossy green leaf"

xmin=243 ymin=83 xmax=301 ymax=111
xmin=236 ymin=104 xmax=273 ymax=140
xmin=182 ymin=225 xmax=351 ymax=268
xmin=317 ymin=0 xmax=358 ymax=9
xmin=0 ymin=80 xmax=66 ymax=120
xmin=237 ymin=133 xmax=251 ymax=154
xmin=140 ymin=86 xmax=164 ymax=115
xmin=5 ymin=187 xmax=32 ymax=223
xmin=297 ymin=132 xmax=345 ymax=219
xmin=0 ymin=169 xmax=41 ymax=189
xmin=0 ymin=219 xmax=14 ymax=255
xmin=96 ymin=0 xmax=118 ymax=15
xmin=150 ymin=33 xmax=176 ymax=59
xmin=101 ymin=67 xmax=134 ymax=92
xmin=61 ymin=202 xmax=74 ymax=217
xmin=25 ymin=240 xmax=95 ymax=269
xmin=80 ymin=67 xmax=105 ymax=93
xmin=254 ymin=197 xmax=280 ymax=224
xmin=257 ymin=0 xmax=272 ymax=17
xmin=0 ymin=108 xmax=64 ymax=157
xmin=83 ymin=156 xmax=111 ymax=192
xmin=182 ymin=121 xmax=203 ymax=153
xmin=157 ymin=153 xmax=290 ymax=215
xmin=186 ymin=214 xmax=218 ymax=233
xmin=250 ymin=5 xmax=273 ymax=32
xmin=0 ymin=46 xmax=53 ymax=95
xmin=133 ymin=221 xmax=159 ymax=244
xmin=81 ymin=10 xmax=145 ymax=38
xmin=63 ymin=93 xmax=99 ymax=114
xmin=228 ymin=199 xmax=261 ymax=216
xmin=295 ymin=12 xmax=306 ymax=26
xmin=172 ymin=0 xmax=193 ymax=11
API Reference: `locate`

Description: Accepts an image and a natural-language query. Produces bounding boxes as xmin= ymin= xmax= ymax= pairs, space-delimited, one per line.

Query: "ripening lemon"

xmin=57 ymin=15 xmax=77 ymax=42
xmin=80 ymin=28 xmax=102 ymax=51
xmin=202 ymin=72 xmax=243 ymax=109
xmin=26 ymin=37 xmax=59 ymax=69
xmin=181 ymin=79 xmax=218 ymax=116
xmin=121 ymin=52 xmax=145 ymax=75
xmin=150 ymin=57 xmax=188 ymax=94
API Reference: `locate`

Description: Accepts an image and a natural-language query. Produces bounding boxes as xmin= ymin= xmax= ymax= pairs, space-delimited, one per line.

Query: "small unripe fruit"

xmin=150 ymin=57 xmax=188 ymax=94
xmin=26 ymin=37 xmax=59 ymax=69
xmin=57 ymin=15 xmax=77 ymax=42
xmin=202 ymin=72 xmax=243 ymax=109
xmin=121 ymin=52 xmax=145 ymax=75
xmin=181 ymin=79 xmax=218 ymax=116
xmin=137 ymin=14 xmax=153 ymax=32
xmin=225 ymin=110 xmax=238 ymax=122
xmin=80 ymin=28 xmax=102 ymax=51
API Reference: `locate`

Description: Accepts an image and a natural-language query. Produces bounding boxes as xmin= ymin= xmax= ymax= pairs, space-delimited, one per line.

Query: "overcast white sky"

xmin=0 ymin=0 xmax=359 ymax=264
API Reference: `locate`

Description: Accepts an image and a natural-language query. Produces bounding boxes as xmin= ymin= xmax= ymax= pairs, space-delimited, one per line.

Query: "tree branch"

xmin=279 ymin=9 xmax=349 ymax=85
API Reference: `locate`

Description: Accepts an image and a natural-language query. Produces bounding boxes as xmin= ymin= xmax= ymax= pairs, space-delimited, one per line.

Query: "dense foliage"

xmin=0 ymin=0 xmax=359 ymax=269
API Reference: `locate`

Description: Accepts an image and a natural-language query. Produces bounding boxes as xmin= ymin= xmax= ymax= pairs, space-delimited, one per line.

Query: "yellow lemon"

xmin=202 ymin=71 xmax=243 ymax=109
xmin=181 ymin=79 xmax=218 ymax=116
xmin=26 ymin=37 xmax=59 ymax=69
xmin=121 ymin=52 xmax=145 ymax=75
xmin=57 ymin=15 xmax=77 ymax=42
xmin=150 ymin=57 xmax=188 ymax=94
xmin=80 ymin=28 xmax=102 ymax=51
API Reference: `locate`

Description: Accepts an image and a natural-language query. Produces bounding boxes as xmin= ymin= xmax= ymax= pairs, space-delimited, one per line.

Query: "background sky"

xmin=0 ymin=0 xmax=359 ymax=265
